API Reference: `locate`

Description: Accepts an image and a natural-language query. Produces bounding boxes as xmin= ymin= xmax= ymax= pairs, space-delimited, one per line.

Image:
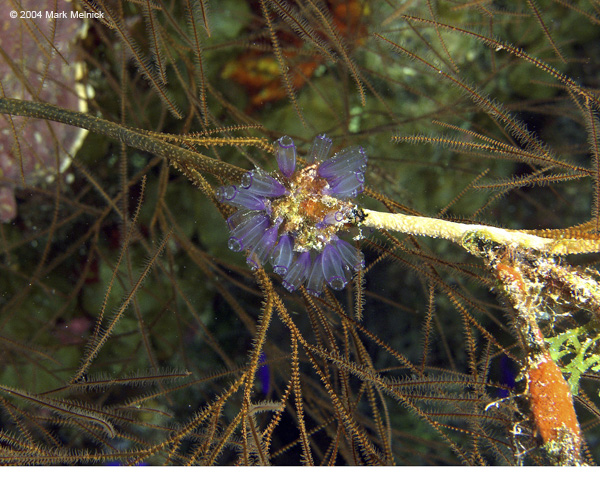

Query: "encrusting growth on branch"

xmin=462 ymin=238 xmax=588 ymax=465
xmin=360 ymin=209 xmax=600 ymax=465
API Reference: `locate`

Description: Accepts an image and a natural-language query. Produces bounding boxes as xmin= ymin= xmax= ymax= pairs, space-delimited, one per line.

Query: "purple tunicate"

xmin=217 ymin=185 xmax=266 ymax=210
xmin=227 ymin=209 xmax=257 ymax=230
xmin=334 ymin=239 xmax=365 ymax=271
xmin=258 ymin=352 xmax=270 ymax=395
xmin=247 ymin=225 xmax=279 ymax=270
xmin=321 ymin=244 xmax=348 ymax=290
xmin=283 ymin=252 xmax=311 ymax=292
xmin=308 ymin=134 xmax=333 ymax=163
xmin=319 ymin=210 xmax=346 ymax=227
xmin=270 ymin=235 xmax=294 ymax=275
xmin=217 ymin=185 xmax=236 ymax=201
xmin=306 ymin=253 xmax=325 ymax=296
xmin=228 ymin=213 xmax=269 ymax=252
xmin=231 ymin=188 xmax=267 ymax=210
xmin=276 ymin=136 xmax=297 ymax=177
xmin=241 ymin=169 xmax=286 ymax=197
xmin=318 ymin=146 xmax=367 ymax=180
xmin=220 ymin=133 xmax=368 ymax=295
xmin=326 ymin=172 xmax=365 ymax=199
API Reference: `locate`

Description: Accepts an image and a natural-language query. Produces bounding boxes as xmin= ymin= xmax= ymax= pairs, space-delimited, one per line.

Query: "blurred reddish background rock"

xmin=0 ymin=0 xmax=90 ymax=222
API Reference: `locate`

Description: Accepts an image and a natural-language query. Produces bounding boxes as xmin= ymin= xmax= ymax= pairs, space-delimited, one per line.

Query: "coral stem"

xmin=362 ymin=209 xmax=600 ymax=255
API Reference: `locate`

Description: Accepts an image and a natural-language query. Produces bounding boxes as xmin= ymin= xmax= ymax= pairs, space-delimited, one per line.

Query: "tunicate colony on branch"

xmin=217 ymin=134 xmax=367 ymax=295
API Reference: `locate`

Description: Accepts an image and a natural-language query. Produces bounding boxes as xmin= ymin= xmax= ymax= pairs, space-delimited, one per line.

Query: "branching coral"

xmin=1 ymin=0 xmax=600 ymax=467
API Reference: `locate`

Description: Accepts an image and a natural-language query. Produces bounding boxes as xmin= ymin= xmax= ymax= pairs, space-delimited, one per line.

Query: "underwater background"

xmin=0 ymin=0 xmax=599 ymax=465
